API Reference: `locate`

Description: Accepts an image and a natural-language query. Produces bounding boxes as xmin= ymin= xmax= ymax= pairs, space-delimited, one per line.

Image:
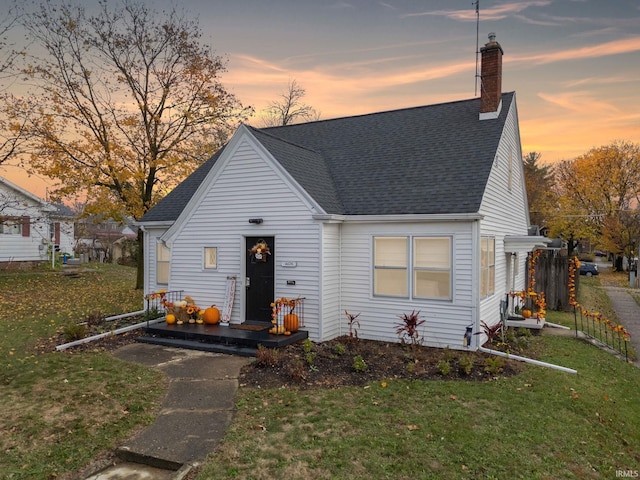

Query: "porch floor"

xmin=138 ymin=321 xmax=308 ymax=357
xmin=505 ymin=315 xmax=546 ymax=330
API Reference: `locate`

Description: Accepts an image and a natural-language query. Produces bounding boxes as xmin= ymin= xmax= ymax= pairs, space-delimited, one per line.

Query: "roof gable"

xmin=140 ymin=92 xmax=515 ymax=222
xmin=0 ymin=176 xmax=49 ymax=207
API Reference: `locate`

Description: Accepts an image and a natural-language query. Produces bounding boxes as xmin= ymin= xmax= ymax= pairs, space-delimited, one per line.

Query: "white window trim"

xmin=481 ymin=236 xmax=496 ymax=299
xmin=373 ymin=236 xmax=409 ymax=298
xmin=373 ymin=235 xmax=453 ymax=301
xmin=203 ymin=246 xmax=218 ymax=270
xmin=156 ymin=242 xmax=170 ymax=285
xmin=1 ymin=217 xmax=22 ymax=235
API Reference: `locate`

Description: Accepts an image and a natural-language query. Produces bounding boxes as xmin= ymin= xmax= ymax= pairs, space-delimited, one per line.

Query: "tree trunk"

xmin=136 ymin=228 xmax=144 ymax=290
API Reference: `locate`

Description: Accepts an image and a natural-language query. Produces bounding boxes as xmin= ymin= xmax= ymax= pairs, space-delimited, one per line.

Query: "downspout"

xmin=478 ymin=345 xmax=577 ymax=374
xmin=471 ymin=219 xmax=481 ymax=350
xmin=338 ymin=223 xmax=343 ymax=338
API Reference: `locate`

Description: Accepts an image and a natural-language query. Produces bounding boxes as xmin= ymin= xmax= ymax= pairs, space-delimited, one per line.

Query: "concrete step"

xmin=136 ymin=335 xmax=258 ymax=357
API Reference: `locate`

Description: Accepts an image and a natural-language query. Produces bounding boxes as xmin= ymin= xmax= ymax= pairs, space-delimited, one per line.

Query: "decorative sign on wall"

xmin=281 ymin=261 xmax=297 ymax=268
xmin=221 ymin=276 xmax=236 ymax=325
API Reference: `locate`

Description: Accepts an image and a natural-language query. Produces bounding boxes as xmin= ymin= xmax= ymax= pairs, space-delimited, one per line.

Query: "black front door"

xmin=245 ymin=236 xmax=275 ymax=323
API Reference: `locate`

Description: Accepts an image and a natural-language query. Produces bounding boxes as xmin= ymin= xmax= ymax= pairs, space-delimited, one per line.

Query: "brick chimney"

xmin=479 ymin=32 xmax=503 ymax=120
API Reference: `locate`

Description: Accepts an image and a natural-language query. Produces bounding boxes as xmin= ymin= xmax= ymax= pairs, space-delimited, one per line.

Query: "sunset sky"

xmin=1 ymin=0 xmax=639 ymax=199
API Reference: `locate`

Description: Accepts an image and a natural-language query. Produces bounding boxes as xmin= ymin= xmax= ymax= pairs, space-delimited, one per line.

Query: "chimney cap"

xmin=482 ymin=32 xmax=503 ymax=54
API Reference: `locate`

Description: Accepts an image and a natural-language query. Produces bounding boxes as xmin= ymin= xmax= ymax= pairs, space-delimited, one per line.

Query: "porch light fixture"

xmin=248 ymin=218 xmax=263 ymax=224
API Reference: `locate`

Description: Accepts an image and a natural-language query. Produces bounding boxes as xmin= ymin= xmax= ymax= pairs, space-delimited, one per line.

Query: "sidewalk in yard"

xmin=84 ymin=343 xmax=252 ymax=479
xmin=602 ymin=286 xmax=640 ymax=367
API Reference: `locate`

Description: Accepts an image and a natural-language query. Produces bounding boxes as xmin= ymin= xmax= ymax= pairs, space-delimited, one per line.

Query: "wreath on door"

xmin=249 ymin=239 xmax=271 ymax=262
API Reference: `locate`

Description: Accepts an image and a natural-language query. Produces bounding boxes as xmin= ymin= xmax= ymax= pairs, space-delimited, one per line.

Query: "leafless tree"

xmin=262 ymin=80 xmax=319 ymax=127
xmin=0 ymin=3 xmax=29 ymax=165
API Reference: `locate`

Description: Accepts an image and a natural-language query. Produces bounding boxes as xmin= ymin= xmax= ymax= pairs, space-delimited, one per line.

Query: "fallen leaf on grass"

xmin=407 ymin=425 xmax=419 ymax=431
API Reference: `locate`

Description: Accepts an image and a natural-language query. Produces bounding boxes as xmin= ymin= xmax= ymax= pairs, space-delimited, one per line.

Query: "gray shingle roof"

xmin=139 ymin=92 xmax=513 ymax=222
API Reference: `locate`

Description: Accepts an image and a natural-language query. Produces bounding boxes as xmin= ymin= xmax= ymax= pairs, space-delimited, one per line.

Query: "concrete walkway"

xmin=85 ymin=343 xmax=252 ymax=479
xmin=603 ymin=286 xmax=640 ymax=367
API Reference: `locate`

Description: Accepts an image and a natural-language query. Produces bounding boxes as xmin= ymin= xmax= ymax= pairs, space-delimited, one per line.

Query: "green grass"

xmin=0 ymin=264 xmax=164 ymax=479
xmin=197 ymin=333 xmax=640 ymax=479
xmin=3 ymin=264 xmax=639 ymax=479
xmin=196 ymin=322 xmax=640 ymax=479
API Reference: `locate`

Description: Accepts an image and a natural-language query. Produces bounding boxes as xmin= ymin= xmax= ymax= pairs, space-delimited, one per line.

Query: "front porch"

xmin=138 ymin=321 xmax=308 ymax=357
xmin=505 ymin=315 xmax=546 ymax=330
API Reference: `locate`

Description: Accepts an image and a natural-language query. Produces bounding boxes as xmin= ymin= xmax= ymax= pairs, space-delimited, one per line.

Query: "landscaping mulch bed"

xmin=239 ymin=335 xmax=530 ymax=390
xmin=33 ymin=315 xmax=535 ymax=389
xmin=30 ymin=314 xmax=151 ymax=354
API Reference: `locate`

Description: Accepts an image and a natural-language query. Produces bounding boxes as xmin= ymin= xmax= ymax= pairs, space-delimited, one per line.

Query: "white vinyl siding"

xmin=342 ymin=221 xmax=474 ymax=349
xmin=166 ymin=137 xmax=322 ymax=339
xmin=0 ymin=182 xmax=73 ymax=263
xmin=478 ymin=96 xmax=530 ymax=328
xmin=321 ymin=223 xmax=341 ymax=340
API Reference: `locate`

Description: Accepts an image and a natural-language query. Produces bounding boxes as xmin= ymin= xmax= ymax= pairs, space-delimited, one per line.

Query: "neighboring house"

xmin=0 ymin=176 xmax=74 ymax=267
xmin=138 ymin=34 xmax=547 ymax=351
xmin=75 ymin=217 xmax=137 ymax=263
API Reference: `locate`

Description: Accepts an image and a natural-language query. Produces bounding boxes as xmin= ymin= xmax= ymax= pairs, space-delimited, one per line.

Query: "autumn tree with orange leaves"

xmin=523 ymin=151 xmax=557 ymax=231
xmin=6 ymin=0 xmax=252 ymax=287
xmin=549 ymin=141 xmax=640 ymax=265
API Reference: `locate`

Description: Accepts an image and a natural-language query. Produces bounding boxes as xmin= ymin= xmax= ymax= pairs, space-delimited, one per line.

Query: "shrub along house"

xmin=138 ymin=34 xmax=546 ymax=351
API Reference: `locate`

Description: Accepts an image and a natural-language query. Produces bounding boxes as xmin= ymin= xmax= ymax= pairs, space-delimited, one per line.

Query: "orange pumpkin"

xmin=283 ymin=313 xmax=299 ymax=333
xmin=166 ymin=313 xmax=176 ymax=325
xmin=521 ymin=309 xmax=532 ymax=319
xmin=203 ymin=305 xmax=220 ymax=324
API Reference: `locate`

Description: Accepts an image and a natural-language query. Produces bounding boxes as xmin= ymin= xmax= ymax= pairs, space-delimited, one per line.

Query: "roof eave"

xmin=312 ymin=213 xmax=484 ymax=223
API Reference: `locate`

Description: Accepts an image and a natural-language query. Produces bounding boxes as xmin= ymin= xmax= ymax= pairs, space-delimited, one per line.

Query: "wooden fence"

xmin=528 ymin=250 xmax=577 ymax=312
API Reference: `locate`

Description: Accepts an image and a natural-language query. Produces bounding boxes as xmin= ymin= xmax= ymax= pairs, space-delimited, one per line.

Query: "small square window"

xmin=204 ymin=247 xmax=217 ymax=269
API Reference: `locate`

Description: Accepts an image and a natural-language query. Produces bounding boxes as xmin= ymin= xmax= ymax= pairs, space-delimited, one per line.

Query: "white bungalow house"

xmin=138 ymin=34 xmax=547 ymax=351
xmin=0 ymin=176 xmax=74 ymax=267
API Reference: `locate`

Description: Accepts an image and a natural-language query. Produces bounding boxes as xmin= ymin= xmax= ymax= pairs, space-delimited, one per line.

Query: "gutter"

xmin=478 ymin=346 xmax=577 ymax=374
xmin=312 ymin=213 xmax=484 ymax=223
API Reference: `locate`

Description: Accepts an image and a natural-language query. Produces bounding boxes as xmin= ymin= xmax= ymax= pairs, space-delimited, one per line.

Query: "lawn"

xmin=0 ymin=264 xmax=165 ymax=479
xmin=193 ymin=281 xmax=640 ymax=480
xmin=2 ymin=264 xmax=639 ymax=479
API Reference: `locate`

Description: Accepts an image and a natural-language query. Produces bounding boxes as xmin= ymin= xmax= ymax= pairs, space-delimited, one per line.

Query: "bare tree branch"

xmin=262 ymin=80 xmax=319 ymax=127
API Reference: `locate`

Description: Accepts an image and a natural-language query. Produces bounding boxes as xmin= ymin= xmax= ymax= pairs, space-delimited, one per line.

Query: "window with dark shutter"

xmin=21 ymin=216 xmax=30 ymax=237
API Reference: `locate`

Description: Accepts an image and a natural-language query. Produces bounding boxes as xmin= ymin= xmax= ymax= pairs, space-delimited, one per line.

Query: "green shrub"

xmin=303 ymin=338 xmax=314 ymax=353
xmin=483 ymin=356 xmax=505 ymax=375
xmin=63 ymin=323 xmax=87 ymax=342
xmin=352 ymin=355 xmax=367 ymax=372
xmin=437 ymin=359 xmax=451 ymax=376
xmin=458 ymin=355 xmax=474 ymax=375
